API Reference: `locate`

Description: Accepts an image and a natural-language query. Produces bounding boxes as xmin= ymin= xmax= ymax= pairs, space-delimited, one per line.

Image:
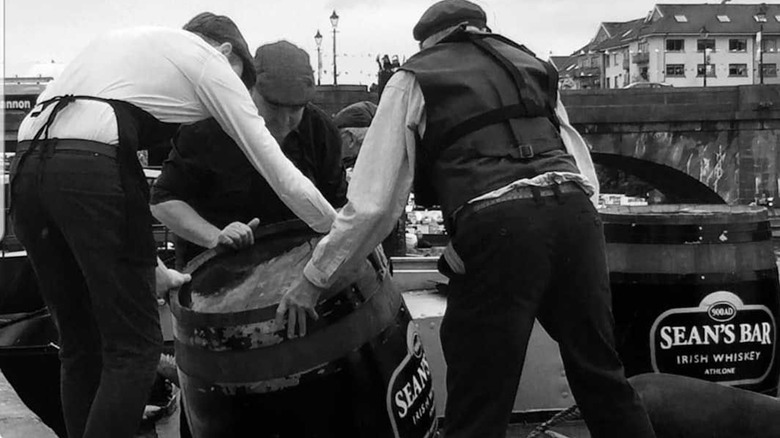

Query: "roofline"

xmin=640 ymin=31 xmax=779 ymax=38
xmin=600 ymin=23 xmax=612 ymax=38
xmin=599 ymin=43 xmax=631 ymax=52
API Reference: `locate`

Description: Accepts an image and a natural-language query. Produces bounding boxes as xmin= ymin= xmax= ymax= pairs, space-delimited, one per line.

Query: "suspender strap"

xmin=541 ymin=61 xmax=562 ymax=131
xmin=438 ymin=104 xmax=526 ymax=152
xmin=468 ymin=33 xmax=561 ymax=130
xmin=469 ymin=36 xmax=544 ymax=115
xmin=10 ymin=94 xmax=84 ymax=195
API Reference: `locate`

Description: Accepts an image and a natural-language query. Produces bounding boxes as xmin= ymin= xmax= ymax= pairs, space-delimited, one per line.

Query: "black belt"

xmin=454 ymin=181 xmax=584 ymax=226
xmin=16 ymin=139 xmax=118 ymax=158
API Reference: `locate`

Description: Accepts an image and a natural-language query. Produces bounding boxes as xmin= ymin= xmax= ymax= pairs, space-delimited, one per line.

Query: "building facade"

xmin=559 ymin=3 xmax=780 ymax=89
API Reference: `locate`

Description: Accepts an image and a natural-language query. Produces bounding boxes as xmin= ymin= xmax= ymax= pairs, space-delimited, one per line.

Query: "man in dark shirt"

xmin=151 ymin=40 xmax=347 ymax=267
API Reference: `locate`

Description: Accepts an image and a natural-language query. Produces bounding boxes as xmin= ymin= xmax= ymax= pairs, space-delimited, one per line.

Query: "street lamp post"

xmin=700 ymin=26 xmax=710 ymax=87
xmin=758 ymin=6 xmax=767 ymax=85
xmin=314 ymin=30 xmax=323 ymax=86
xmin=330 ymin=10 xmax=339 ymax=86
xmin=760 ymin=24 xmax=765 ymax=84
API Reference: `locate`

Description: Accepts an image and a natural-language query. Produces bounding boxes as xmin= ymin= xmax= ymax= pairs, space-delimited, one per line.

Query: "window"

xmin=697 ymin=39 xmax=716 ymax=52
xmin=755 ymin=14 xmax=768 ymax=23
xmin=674 ymin=15 xmax=688 ymax=22
xmin=638 ymin=41 xmax=649 ymax=53
xmin=762 ymin=63 xmax=778 ymax=78
xmin=775 ymin=15 xmax=780 ymax=22
xmin=666 ymin=39 xmax=684 ymax=52
xmin=763 ymin=38 xmax=778 ymax=53
xmin=666 ymin=64 xmax=685 ymax=77
xmin=717 ymin=15 xmax=731 ymax=23
xmin=729 ymin=39 xmax=747 ymax=52
xmin=607 ymin=77 xmax=611 ymax=88
xmin=605 ymin=55 xmax=610 ymax=67
xmin=729 ymin=64 xmax=748 ymax=77
xmin=582 ymin=57 xmax=591 ymax=68
xmin=697 ymin=64 xmax=716 ymax=77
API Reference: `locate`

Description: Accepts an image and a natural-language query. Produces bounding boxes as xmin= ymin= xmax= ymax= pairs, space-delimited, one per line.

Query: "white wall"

xmin=620 ymin=35 xmax=779 ymax=87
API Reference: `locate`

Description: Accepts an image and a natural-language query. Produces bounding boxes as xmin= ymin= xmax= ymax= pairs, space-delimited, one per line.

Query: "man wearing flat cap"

xmin=10 ymin=12 xmax=340 ymax=438
xmin=151 ymin=40 xmax=347 ymax=267
xmin=277 ymin=1 xmax=657 ymax=437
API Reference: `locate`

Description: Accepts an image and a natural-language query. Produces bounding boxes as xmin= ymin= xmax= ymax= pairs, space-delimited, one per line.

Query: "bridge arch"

xmin=592 ymin=152 xmax=725 ymax=204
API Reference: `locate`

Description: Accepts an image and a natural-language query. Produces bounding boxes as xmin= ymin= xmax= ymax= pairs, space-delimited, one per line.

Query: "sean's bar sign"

xmin=650 ymin=291 xmax=776 ymax=385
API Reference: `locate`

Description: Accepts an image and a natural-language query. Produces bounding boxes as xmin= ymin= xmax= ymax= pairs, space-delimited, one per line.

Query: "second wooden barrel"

xmin=170 ymin=221 xmax=437 ymax=438
xmin=603 ymin=204 xmax=780 ymax=395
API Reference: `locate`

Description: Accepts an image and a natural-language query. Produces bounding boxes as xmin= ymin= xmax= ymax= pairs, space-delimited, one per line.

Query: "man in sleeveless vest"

xmin=277 ymin=1 xmax=657 ymax=437
xmin=9 ymin=12 xmax=337 ymax=438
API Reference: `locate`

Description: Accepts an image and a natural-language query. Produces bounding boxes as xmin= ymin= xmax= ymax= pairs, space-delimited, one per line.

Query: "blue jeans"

xmin=440 ymin=189 xmax=656 ymax=438
xmin=10 ymin=142 xmax=162 ymax=438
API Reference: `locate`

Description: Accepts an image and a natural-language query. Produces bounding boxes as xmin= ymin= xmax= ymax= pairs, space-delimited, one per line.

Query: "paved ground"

xmin=0 ymin=370 xmax=57 ymax=438
xmin=135 ymin=392 xmax=591 ymax=438
xmin=507 ymin=422 xmax=591 ymax=438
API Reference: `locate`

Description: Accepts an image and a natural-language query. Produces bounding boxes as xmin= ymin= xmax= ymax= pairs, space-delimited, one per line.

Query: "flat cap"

xmin=333 ymin=101 xmax=377 ymax=128
xmin=254 ymin=41 xmax=315 ymax=106
xmin=184 ymin=12 xmax=256 ymax=88
xmin=412 ymin=0 xmax=487 ymax=42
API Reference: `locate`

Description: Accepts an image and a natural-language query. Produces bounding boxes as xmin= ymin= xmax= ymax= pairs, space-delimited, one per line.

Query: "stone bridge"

xmin=561 ymin=85 xmax=780 ymax=204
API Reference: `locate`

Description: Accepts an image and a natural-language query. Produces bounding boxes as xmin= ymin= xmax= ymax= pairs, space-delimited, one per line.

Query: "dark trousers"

xmin=10 ymin=144 xmax=163 ymax=438
xmin=440 ymin=190 xmax=656 ymax=438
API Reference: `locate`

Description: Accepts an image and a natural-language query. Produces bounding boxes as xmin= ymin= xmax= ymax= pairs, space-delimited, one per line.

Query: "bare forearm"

xmin=150 ymin=200 xmax=220 ymax=248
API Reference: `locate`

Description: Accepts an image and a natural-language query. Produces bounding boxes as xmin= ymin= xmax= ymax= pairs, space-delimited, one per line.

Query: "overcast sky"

xmin=2 ymin=0 xmax=770 ymax=85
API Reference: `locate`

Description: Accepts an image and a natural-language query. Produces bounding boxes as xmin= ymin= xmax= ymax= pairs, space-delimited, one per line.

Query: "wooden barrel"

xmin=170 ymin=221 xmax=437 ymax=438
xmin=603 ymin=205 xmax=780 ymax=395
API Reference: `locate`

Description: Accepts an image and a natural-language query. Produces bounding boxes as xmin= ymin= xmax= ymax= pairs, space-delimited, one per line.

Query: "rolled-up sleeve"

xmin=304 ymin=71 xmax=425 ymax=288
xmin=554 ymin=93 xmax=599 ymax=204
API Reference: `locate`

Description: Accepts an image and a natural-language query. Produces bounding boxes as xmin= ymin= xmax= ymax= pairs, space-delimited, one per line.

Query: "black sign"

xmin=386 ymin=322 xmax=437 ymax=438
xmin=650 ymin=291 xmax=776 ymax=386
xmin=4 ymin=95 xmax=38 ymax=112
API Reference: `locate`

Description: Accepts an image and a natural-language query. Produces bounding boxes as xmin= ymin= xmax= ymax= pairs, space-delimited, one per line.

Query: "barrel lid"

xmin=170 ymin=220 xmax=320 ymax=319
xmin=600 ymin=204 xmax=769 ymax=224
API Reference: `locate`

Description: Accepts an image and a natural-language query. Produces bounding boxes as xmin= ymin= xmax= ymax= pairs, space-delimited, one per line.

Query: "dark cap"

xmin=412 ymin=0 xmax=487 ymax=42
xmin=184 ymin=12 xmax=257 ymax=88
xmin=254 ymin=41 xmax=315 ymax=106
xmin=333 ymin=101 xmax=377 ymax=128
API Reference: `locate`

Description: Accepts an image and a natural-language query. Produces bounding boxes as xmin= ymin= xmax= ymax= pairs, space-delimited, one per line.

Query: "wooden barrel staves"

xmin=170 ymin=220 xmax=437 ymax=438
xmin=603 ymin=205 xmax=780 ymax=395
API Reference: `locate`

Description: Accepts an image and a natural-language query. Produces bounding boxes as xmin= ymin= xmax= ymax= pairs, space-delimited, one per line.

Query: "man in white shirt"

xmin=10 ymin=12 xmax=335 ymax=438
xmin=277 ymin=1 xmax=656 ymax=437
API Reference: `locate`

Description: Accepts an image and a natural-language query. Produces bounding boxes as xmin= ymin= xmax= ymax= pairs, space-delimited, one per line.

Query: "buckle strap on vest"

xmin=437 ymin=104 xmax=561 ymax=158
xmin=468 ymin=36 xmax=528 ymax=144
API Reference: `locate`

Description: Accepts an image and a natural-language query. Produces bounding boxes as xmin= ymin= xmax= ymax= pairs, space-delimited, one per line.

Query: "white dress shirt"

xmin=17 ymin=26 xmax=335 ymax=233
